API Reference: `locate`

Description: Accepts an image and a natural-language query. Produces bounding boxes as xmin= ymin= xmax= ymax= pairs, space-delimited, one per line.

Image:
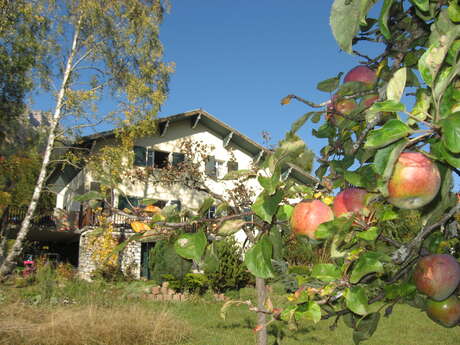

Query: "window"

xmin=227 ymin=161 xmax=238 ymax=172
xmin=118 ymin=196 xmax=142 ymax=210
xmin=133 ymin=146 xmax=169 ymax=169
xmin=169 ymin=200 xmax=181 ymax=211
xmin=206 ymin=205 xmax=216 ymax=219
xmin=172 ymin=152 xmax=185 ymax=167
xmin=205 ymin=155 xmax=217 ymax=177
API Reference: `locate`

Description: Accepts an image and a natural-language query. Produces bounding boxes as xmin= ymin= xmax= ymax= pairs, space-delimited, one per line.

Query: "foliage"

xmin=204 ymin=238 xmax=253 ymax=292
xmin=149 ymin=239 xmax=193 ymax=283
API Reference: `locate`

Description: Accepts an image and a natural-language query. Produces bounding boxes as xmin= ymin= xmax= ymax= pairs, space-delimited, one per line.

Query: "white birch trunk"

xmin=0 ymin=19 xmax=81 ymax=277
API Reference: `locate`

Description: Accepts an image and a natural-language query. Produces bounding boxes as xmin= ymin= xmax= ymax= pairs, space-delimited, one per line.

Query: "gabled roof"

xmin=48 ymin=109 xmax=319 ymax=190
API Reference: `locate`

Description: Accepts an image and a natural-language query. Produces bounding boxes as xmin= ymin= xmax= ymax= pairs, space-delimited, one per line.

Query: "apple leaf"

xmin=217 ymin=219 xmax=246 ymax=236
xmin=373 ymin=138 xmax=408 ymax=176
xmin=222 ymin=169 xmax=256 ymax=180
xmin=174 ymin=230 xmax=207 ymax=262
xmin=316 ymin=75 xmax=341 ymax=92
xmin=365 ymin=119 xmax=412 ymax=149
xmin=368 ymin=100 xmax=406 ymax=113
xmin=251 ymin=189 xmax=283 ymax=223
xmin=276 ymin=204 xmax=293 ymax=221
xmin=290 ymin=112 xmax=316 ymax=134
xmin=411 ymin=88 xmax=431 ymax=122
xmin=315 ymin=217 xmax=353 ymax=240
xmin=244 ymin=236 xmax=275 ymax=278
xmin=330 ymin=0 xmax=377 ymax=54
xmin=350 ymin=251 xmax=385 ymax=284
xmin=384 ymin=282 xmax=416 ymax=299
xmin=198 ymin=197 xmax=214 ymax=216
xmin=386 ymin=67 xmax=407 ymax=102
xmin=352 ymin=312 xmax=381 ymax=345
xmin=441 ymin=113 xmax=460 ymax=153
xmin=411 ymin=0 xmax=429 ymax=12
xmin=295 ymin=301 xmax=322 ymax=324
xmin=448 ymin=0 xmax=460 ymax=23
xmin=311 ymin=263 xmax=341 ymax=282
xmin=357 ymin=226 xmax=380 ymax=241
xmin=258 ymin=169 xmax=281 ymax=196
xmin=378 ymin=0 xmax=394 ymax=40
xmin=344 ymin=286 xmax=369 ymax=316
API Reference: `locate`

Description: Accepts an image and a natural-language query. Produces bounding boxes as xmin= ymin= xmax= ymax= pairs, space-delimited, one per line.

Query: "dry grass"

xmin=0 ymin=303 xmax=191 ymax=345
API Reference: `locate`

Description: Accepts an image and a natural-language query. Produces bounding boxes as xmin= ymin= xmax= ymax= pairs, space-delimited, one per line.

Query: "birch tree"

xmin=0 ymin=0 xmax=173 ymax=277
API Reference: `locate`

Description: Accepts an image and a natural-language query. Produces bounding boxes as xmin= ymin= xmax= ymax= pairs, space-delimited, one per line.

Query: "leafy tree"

xmin=0 ymin=0 xmax=173 ymax=277
xmin=65 ymin=1 xmax=460 ymax=344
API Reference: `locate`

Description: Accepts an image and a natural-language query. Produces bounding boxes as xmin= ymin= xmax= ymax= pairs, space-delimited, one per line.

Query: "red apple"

xmin=290 ymin=200 xmax=334 ymax=239
xmin=333 ymin=188 xmax=368 ymax=218
xmin=344 ymin=65 xmax=377 ymax=85
xmin=426 ymin=295 xmax=460 ymax=328
xmin=326 ymin=95 xmax=357 ymax=124
xmin=387 ymin=152 xmax=441 ymax=209
xmin=413 ymin=254 xmax=460 ymax=301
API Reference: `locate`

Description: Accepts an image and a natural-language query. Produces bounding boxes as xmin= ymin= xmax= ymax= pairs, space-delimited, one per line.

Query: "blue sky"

xmin=158 ymin=1 xmax=383 ymax=153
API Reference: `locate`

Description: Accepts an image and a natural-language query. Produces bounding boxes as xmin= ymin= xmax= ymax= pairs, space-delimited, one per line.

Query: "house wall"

xmin=60 ymin=117 xmax=265 ymax=279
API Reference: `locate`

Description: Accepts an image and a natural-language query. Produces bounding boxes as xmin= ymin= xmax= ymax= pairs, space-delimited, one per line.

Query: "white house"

xmin=46 ymin=109 xmax=317 ymax=279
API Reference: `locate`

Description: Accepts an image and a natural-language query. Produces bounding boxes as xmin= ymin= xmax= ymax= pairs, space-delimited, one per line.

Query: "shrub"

xmin=149 ymin=239 xmax=192 ymax=283
xmin=182 ymin=273 xmax=209 ymax=294
xmin=204 ymin=238 xmax=252 ymax=292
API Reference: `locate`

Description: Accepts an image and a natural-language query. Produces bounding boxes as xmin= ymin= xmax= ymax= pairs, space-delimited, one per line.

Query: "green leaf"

xmin=296 ymin=301 xmax=322 ymax=323
xmin=411 ymin=88 xmax=431 ymax=122
xmin=384 ymin=282 xmax=416 ymax=299
xmin=386 ymin=67 xmax=407 ymax=102
xmin=198 ymin=197 xmax=214 ymax=216
xmin=311 ymin=263 xmax=341 ymax=282
xmin=441 ymin=113 xmax=460 ymax=153
xmin=315 ymin=217 xmax=353 ymax=240
xmin=251 ymin=189 xmax=283 ymax=223
xmin=411 ymin=0 xmax=429 ymax=12
xmin=140 ymin=198 xmax=157 ymax=206
xmin=217 ymin=219 xmax=246 ymax=236
xmin=345 ymin=286 xmax=369 ymax=316
xmin=174 ymin=230 xmax=207 ymax=262
xmin=244 ymin=236 xmax=275 ymax=278
xmin=258 ymin=169 xmax=281 ymax=196
xmin=337 ymin=81 xmax=372 ymax=96
xmin=448 ymin=0 xmax=460 ymax=22
xmin=368 ymin=100 xmax=406 ymax=113
xmin=222 ymin=169 xmax=256 ymax=180
xmin=74 ymin=191 xmax=104 ymax=202
xmin=276 ymin=204 xmax=293 ymax=221
xmin=373 ymin=139 xmax=408 ymax=177
xmin=290 ymin=112 xmax=315 ymax=134
xmin=418 ymin=40 xmax=451 ymax=87
xmin=203 ymin=242 xmax=219 ymax=273
xmin=350 ymin=251 xmax=385 ymax=284
xmin=317 ymin=75 xmax=341 ymax=92
xmin=432 ymin=138 xmax=460 ymax=168
xmin=344 ymin=165 xmax=377 ymax=190
xmin=365 ymin=119 xmax=412 ymax=149
xmin=330 ymin=0 xmax=376 ymax=54
xmin=269 ymin=226 xmax=283 ymax=260
xmin=352 ymin=312 xmax=381 ymax=345
xmin=379 ymin=0 xmax=394 ymax=40
xmin=357 ymin=226 xmax=380 ymax=241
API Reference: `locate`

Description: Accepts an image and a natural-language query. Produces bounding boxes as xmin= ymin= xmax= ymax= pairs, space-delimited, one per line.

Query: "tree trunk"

xmin=0 ymin=19 xmax=81 ymax=278
xmin=0 ymin=206 xmax=10 ymax=267
xmin=256 ymin=277 xmax=268 ymax=345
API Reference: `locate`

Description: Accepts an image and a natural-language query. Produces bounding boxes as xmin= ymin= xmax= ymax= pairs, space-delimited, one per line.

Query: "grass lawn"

xmin=1 ymin=281 xmax=459 ymax=345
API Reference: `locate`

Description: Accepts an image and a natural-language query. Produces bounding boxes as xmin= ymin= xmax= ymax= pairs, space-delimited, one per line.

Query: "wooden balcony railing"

xmin=3 ymin=206 xmax=55 ymax=227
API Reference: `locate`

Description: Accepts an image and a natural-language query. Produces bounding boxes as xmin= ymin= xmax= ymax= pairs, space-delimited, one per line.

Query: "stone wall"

xmin=78 ymin=227 xmax=141 ymax=280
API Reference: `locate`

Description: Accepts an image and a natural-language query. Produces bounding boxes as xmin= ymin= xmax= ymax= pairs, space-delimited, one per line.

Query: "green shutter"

xmin=172 ymin=152 xmax=185 ymax=166
xmin=205 ymin=156 xmax=216 ymax=176
xmin=133 ymin=146 xmax=146 ymax=166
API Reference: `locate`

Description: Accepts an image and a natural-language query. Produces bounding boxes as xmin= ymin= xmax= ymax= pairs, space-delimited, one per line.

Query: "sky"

xmin=157 ymin=1 xmax=383 ymax=152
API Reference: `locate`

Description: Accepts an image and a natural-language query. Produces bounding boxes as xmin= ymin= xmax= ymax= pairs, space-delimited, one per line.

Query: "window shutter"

xmin=133 ymin=146 xmax=147 ymax=166
xmin=205 ymin=155 xmax=216 ymax=177
xmin=172 ymin=152 xmax=185 ymax=166
xmin=147 ymin=149 xmax=154 ymax=167
xmin=227 ymin=161 xmax=238 ymax=172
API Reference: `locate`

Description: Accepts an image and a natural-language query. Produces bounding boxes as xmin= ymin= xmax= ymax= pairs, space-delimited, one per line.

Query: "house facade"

xmin=31 ymin=109 xmax=317 ymax=279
